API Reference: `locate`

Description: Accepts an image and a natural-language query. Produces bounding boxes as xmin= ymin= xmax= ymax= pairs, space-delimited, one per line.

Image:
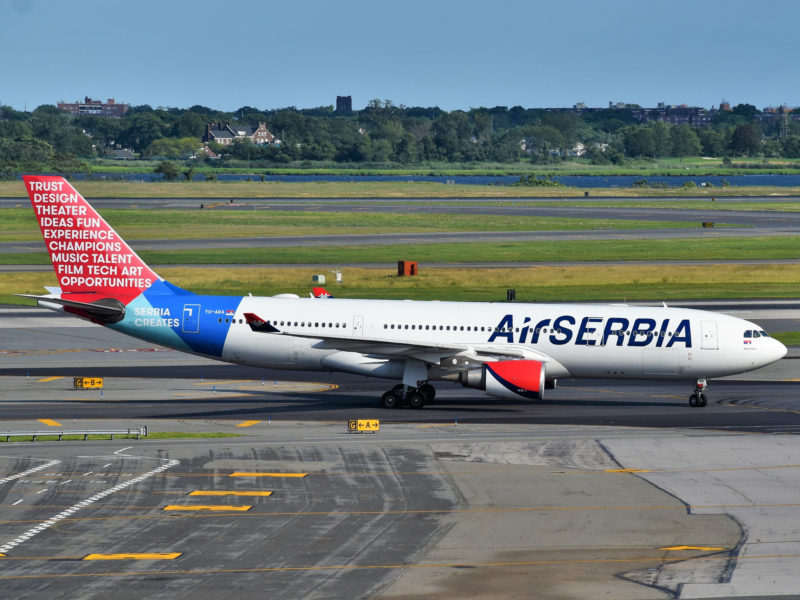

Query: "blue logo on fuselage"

xmin=487 ymin=314 xmax=691 ymax=348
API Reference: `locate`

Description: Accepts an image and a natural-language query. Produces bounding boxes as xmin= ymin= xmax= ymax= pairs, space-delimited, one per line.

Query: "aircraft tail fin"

xmin=23 ymin=175 xmax=163 ymax=305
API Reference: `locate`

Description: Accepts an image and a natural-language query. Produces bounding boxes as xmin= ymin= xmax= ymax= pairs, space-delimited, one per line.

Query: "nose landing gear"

xmin=689 ymin=378 xmax=708 ymax=407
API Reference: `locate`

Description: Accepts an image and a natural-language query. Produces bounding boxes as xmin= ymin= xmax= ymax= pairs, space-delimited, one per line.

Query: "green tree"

xmin=670 ymin=125 xmax=701 ymax=159
xmin=154 ymin=160 xmax=180 ymax=181
xmin=698 ymin=127 xmax=729 ymax=156
xmin=120 ymin=112 xmax=167 ymax=152
xmin=649 ymin=121 xmax=672 ymax=158
xmin=522 ymin=125 xmax=564 ymax=162
xmin=622 ymin=125 xmax=655 ymax=157
xmin=0 ymin=120 xmax=32 ymax=138
xmin=172 ymin=111 xmax=206 ymax=138
xmin=730 ymin=123 xmax=761 ymax=157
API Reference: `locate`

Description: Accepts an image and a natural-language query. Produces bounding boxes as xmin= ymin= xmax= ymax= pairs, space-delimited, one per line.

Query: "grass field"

xmin=3 ymin=236 xmax=799 ymax=267
xmin=0 ymin=207 xmax=701 ymax=242
xmin=79 ymin=156 xmax=800 ymax=176
xmin=3 ymin=179 xmax=800 ymax=199
xmin=7 ymin=263 xmax=800 ymax=305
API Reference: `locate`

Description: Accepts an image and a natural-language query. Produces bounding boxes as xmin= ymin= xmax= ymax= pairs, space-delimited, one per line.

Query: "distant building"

xmin=650 ymin=104 xmax=712 ymax=126
xmin=336 ymin=95 xmax=352 ymax=114
xmin=203 ymin=122 xmax=276 ymax=146
xmin=57 ymin=97 xmax=129 ymax=117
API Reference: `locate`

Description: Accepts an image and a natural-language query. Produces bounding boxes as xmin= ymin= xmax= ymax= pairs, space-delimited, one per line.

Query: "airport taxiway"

xmin=2 ymin=307 xmax=800 ymax=598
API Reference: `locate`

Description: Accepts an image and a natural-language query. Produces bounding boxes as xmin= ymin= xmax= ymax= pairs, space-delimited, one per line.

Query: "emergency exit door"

xmin=701 ymin=321 xmax=718 ymax=349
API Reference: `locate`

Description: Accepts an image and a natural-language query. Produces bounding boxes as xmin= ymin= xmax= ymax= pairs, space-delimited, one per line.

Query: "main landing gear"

xmin=380 ymin=383 xmax=436 ymax=409
xmin=688 ymin=378 xmax=708 ymax=408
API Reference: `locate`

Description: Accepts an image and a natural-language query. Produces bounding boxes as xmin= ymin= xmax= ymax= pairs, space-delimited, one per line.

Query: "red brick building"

xmin=57 ymin=97 xmax=130 ymax=117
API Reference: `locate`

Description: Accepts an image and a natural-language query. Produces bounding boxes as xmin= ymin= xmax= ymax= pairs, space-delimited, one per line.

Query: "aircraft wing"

xmin=243 ymin=313 xmax=556 ymax=369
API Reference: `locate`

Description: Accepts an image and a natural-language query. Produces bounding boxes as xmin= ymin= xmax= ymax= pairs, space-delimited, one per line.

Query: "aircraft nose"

xmin=774 ymin=338 xmax=788 ymax=360
xmin=767 ymin=338 xmax=788 ymax=364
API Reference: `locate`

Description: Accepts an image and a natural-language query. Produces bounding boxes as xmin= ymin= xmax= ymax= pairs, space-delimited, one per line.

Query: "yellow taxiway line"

xmin=661 ymin=545 xmax=725 ymax=551
xmin=83 ymin=553 xmax=181 ymax=560
xmin=163 ymin=505 xmax=252 ymax=512
xmin=188 ymin=491 xmax=272 ymax=497
xmin=229 ymin=472 xmax=307 ymax=478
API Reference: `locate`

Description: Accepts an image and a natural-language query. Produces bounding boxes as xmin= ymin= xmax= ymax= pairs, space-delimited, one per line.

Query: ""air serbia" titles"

xmin=488 ymin=314 xmax=692 ymax=348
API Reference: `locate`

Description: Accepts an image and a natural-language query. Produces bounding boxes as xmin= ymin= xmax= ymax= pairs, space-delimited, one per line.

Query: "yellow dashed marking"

xmin=37 ymin=419 xmax=62 ymax=427
xmin=229 ymin=472 xmax=307 ymax=478
xmin=14 ymin=553 xmax=800 ymax=581
xmin=83 ymin=553 xmax=182 ymax=560
xmin=163 ymin=505 xmax=252 ymax=512
xmin=604 ymin=468 xmax=651 ymax=473
xmin=661 ymin=545 xmax=725 ymax=552
xmin=189 ymin=491 xmax=273 ymax=497
xmin=236 ymin=420 xmax=260 ymax=428
xmin=36 ymin=376 xmax=63 ymax=383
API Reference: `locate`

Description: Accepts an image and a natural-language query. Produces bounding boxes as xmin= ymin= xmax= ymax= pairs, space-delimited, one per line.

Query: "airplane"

xmin=20 ymin=175 xmax=787 ymax=409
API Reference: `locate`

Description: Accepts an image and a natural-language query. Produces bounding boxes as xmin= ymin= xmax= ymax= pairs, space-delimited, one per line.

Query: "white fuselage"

xmin=141 ymin=297 xmax=788 ymax=382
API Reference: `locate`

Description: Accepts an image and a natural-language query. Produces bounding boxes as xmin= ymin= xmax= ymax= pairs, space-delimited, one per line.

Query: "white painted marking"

xmin=0 ymin=456 xmax=179 ymax=555
xmin=12 ymin=499 xmax=23 ymax=506
xmin=0 ymin=460 xmax=61 ymax=486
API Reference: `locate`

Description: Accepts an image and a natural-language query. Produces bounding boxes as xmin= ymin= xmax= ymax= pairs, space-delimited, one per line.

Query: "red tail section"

xmin=23 ymin=175 xmax=160 ymax=305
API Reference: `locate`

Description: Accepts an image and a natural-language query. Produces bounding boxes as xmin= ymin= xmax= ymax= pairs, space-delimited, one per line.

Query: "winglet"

xmin=243 ymin=313 xmax=281 ymax=333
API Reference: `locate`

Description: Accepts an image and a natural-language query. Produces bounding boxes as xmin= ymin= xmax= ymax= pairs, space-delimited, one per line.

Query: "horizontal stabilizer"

xmin=17 ymin=294 xmax=125 ymax=324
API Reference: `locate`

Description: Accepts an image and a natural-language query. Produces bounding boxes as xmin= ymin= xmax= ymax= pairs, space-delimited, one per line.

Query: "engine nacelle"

xmin=460 ymin=359 xmax=546 ymax=400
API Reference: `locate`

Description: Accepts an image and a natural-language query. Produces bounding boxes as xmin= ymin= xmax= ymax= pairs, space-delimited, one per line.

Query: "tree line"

xmin=1 ymin=99 xmax=800 ymax=174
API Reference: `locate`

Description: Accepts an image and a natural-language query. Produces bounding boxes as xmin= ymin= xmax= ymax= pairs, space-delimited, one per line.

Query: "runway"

xmin=2 ymin=195 xmax=800 ymax=257
xmin=2 ymin=307 xmax=800 ymax=598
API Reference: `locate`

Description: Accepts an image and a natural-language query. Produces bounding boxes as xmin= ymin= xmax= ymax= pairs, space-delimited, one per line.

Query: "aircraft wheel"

xmin=407 ymin=391 xmax=426 ymax=409
xmin=689 ymin=393 xmax=699 ymax=407
xmin=381 ymin=391 xmax=399 ymax=409
xmin=418 ymin=383 xmax=436 ymax=403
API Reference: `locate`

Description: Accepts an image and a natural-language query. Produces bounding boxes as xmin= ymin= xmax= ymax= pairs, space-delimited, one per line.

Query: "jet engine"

xmin=459 ymin=359 xmax=546 ymax=400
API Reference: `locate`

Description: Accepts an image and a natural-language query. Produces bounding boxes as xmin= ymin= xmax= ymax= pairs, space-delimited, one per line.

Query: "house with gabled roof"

xmin=203 ymin=122 xmax=276 ymax=146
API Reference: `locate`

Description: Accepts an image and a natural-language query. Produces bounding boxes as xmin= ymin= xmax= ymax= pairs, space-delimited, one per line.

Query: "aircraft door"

xmin=353 ymin=315 xmax=364 ymax=336
xmin=182 ymin=304 xmax=200 ymax=333
xmin=701 ymin=321 xmax=718 ymax=350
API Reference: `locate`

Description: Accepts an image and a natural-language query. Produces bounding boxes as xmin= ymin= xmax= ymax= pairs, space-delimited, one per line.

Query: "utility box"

xmin=397 ymin=261 xmax=418 ymax=276
xmin=312 ymin=274 xmax=326 ymax=284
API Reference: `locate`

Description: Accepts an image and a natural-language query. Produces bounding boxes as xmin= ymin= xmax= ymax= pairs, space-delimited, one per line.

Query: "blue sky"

xmin=2 ymin=0 xmax=799 ymax=112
